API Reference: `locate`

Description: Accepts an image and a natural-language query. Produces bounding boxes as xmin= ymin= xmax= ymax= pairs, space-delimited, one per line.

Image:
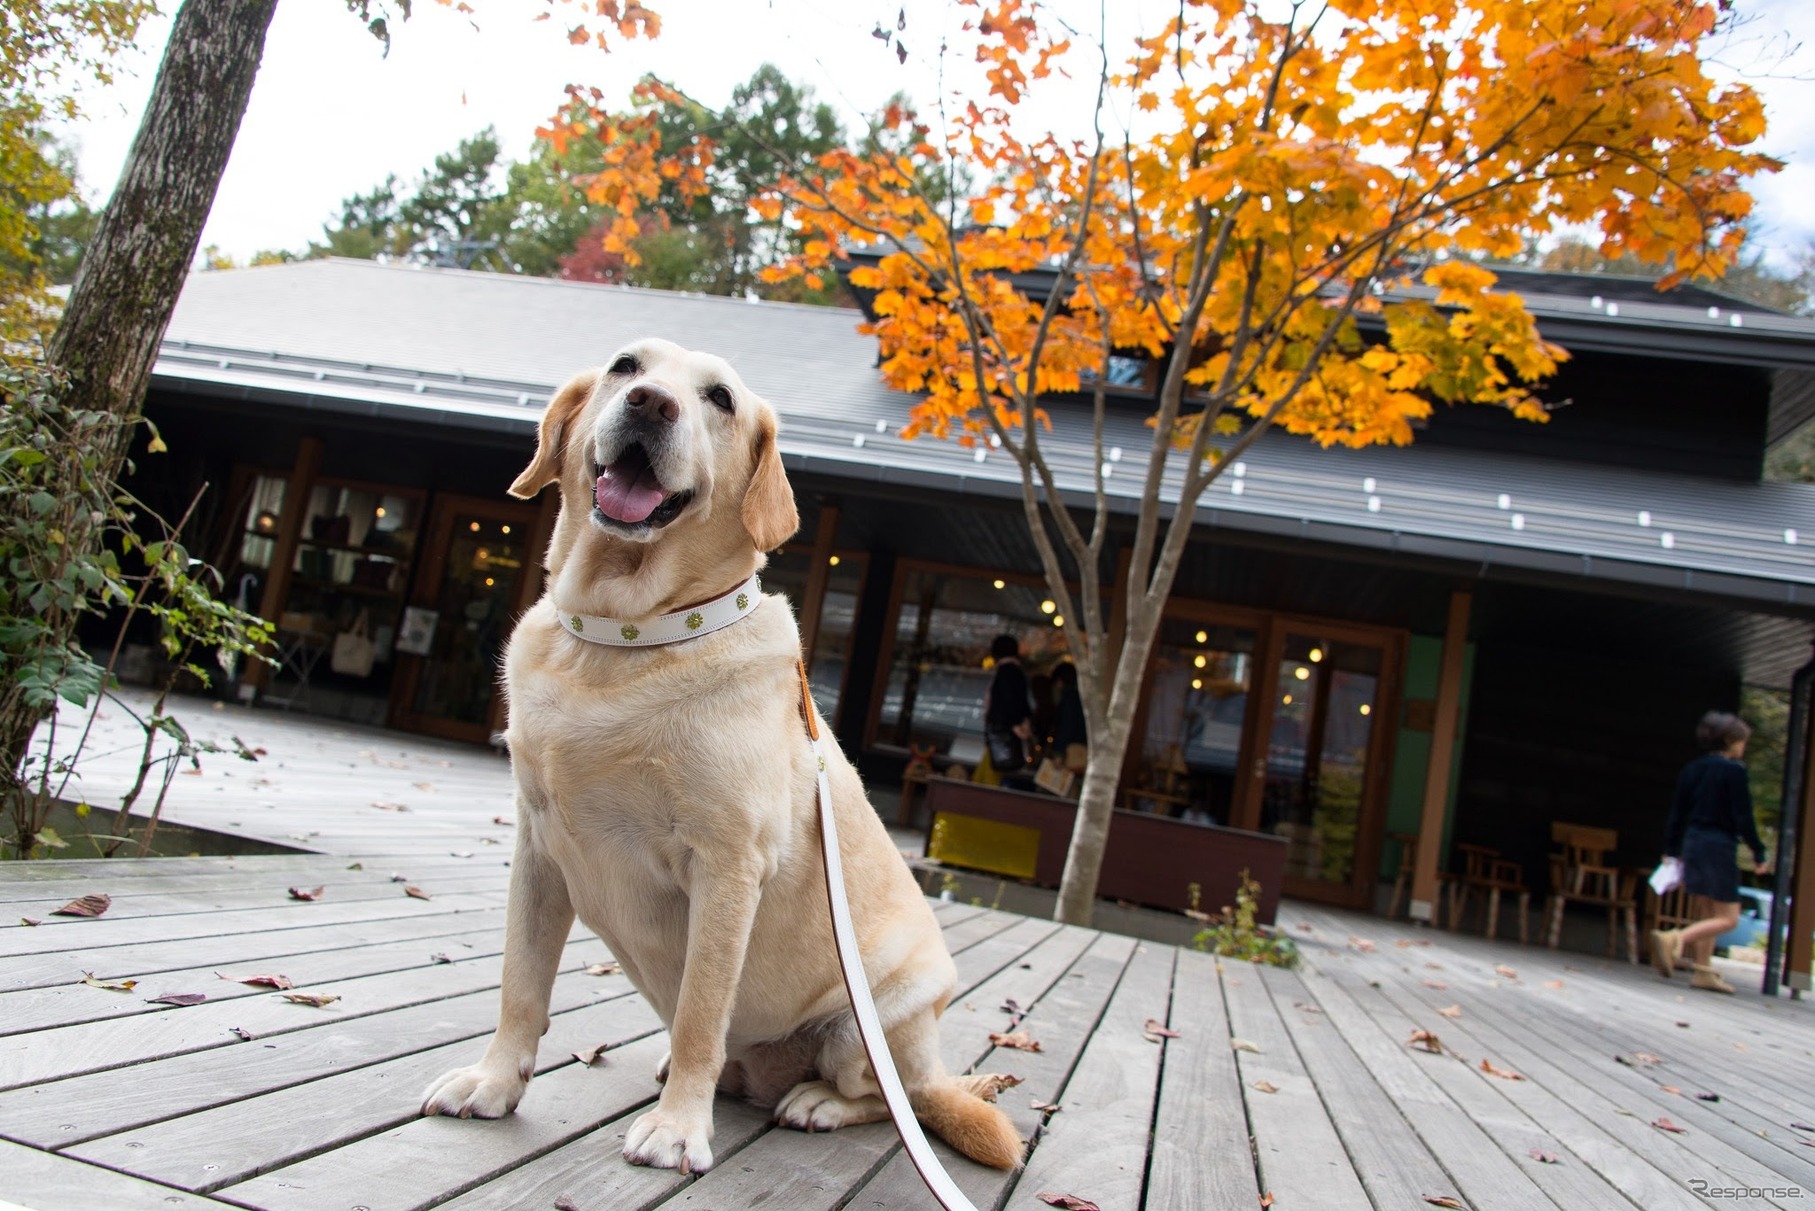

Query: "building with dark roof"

xmin=137 ymin=257 xmax=1815 ymax=921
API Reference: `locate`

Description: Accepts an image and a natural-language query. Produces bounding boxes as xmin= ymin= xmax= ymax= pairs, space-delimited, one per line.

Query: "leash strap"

xmin=797 ymin=661 xmax=979 ymax=1211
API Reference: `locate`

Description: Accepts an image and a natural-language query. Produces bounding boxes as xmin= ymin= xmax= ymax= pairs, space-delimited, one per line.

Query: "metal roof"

xmin=153 ymin=259 xmax=1815 ymax=614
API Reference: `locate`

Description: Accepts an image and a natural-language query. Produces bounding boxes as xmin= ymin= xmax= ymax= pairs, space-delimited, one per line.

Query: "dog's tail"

xmin=911 ymin=1077 xmax=1025 ymax=1170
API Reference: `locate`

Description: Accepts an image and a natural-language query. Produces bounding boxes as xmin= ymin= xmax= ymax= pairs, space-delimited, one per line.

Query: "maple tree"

xmin=566 ymin=0 xmax=1775 ymax=925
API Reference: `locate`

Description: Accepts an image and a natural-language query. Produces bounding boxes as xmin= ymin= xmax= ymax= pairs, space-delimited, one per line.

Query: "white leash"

xmin=796 ymin=661 xmax=980 ymax=1211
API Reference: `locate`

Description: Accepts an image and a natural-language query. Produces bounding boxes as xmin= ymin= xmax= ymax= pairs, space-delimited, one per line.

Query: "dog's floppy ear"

xmin=742 ymin=410 xmax=799 ymax=552
xmin=509 ymin=371 xmax=598 ymax=499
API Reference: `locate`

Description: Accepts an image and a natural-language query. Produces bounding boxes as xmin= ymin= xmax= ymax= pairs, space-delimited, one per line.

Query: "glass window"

xmin=1133 ymin=620 xmax=1257 ymax=823
xmin=762 ymin=549 xmax=867 ymax=729
xmin=877 ymin=568 xmax=1073 ymax=761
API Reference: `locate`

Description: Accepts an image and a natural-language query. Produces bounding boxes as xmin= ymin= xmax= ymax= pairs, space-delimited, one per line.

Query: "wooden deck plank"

xmin=1256 ymin=964 xmax=1494 ymax=1210
xmin=938 ymin=906 xmax=1030 ymax=955
xmin=1220 ymin=949 xmax=1374 ymax=1208
xmin=0 ymin=858 xmax=507 ymax=908
xmin=67 ymin=990 xmax=664 ymax=1192
xmin=218 ymin=1032 xmax=677 ymax=1210
xmin=0 ymin=958 xmax=625 ymax=1147
xmin=1005 ymin=941 xmax=1178 ymax=1211
xmin=0 ymin=1138 xmax=240 ymax=1210
xmin=1144 ymin=948 xmax=1264 ymax=1210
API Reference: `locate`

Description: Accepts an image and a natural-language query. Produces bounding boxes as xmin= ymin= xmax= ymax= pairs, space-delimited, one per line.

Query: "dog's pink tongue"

xmin=594 ymin=457 xmax=666 ymax=524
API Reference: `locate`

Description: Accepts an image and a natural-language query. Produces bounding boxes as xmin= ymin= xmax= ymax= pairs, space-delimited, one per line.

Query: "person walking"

xmin=1650 ymin=711 xmax=1769 ymax=994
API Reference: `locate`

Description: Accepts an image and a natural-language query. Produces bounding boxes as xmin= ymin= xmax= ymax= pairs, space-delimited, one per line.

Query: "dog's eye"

xmin=705 ymin=385 xmax=734 ymax=414
xmin=609 ymin=354 xmax=639 ymax=376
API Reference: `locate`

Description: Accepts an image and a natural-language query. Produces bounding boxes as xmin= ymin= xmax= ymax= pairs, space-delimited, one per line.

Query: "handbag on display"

xmin=330 ymin=610 xmax=377 ymax=678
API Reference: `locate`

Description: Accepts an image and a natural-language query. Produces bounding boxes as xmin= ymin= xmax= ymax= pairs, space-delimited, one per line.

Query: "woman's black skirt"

xmin=1681 ymin=825 xmax=1741 ymax=903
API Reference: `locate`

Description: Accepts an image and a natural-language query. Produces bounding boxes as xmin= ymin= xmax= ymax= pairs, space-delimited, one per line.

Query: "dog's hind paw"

xmin=420 ymin=1064 xmax=528 ymax=1119
xmin=775 ymin=1079 xmax=889 ymax=1132
xmin=624 ymin=1107 xmax=714 ymax=1174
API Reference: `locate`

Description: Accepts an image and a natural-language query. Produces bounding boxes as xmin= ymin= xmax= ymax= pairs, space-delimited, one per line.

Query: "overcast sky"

xmin=57 ymin=0 xmax=1815 ymax=271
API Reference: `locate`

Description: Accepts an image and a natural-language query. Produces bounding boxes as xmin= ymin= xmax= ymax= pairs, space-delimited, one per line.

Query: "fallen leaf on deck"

xmin=1231 ymin=1038 xmax=1262 ymax=1053
xmin=1408 ymin=1029 xmax=1444 ymax=1054
xmin=229 ymin=1026 xmax=255 ymax=1041
xmin=1036 ymin=1194 xmax=1100 ymax=1211
xmin=1425 ymin=962 xmax=1443 ymax=969
xmin=1252 ymin=1079 xmax=1279 ymax=1094
xmin=1661 ymin=1085 xmax=1681 ymax=1095
xmin=1424 ymin=1196 xmax=1465 ymax=1208
xmin=573 ymin=1043 xmax=611 ymax=1066
xmin=1633 ymin=1052 xmax=1662 ymax=1065
xmin=1259 ymin=1195 xmax=1274 ymax=1208
xmin=1543 ymin=980 xmax=1564 ymax=990
xmin=970 ymin=1073 xmax=1022 ymax=1100
xmin=554 ymin=1197 xmax=581 ymax=1211
xmin=429 ymin=953 xmax=452 ymax=964
xmin=493 ymin=816 xmax=513 ymax=826
xmin=1529 ymin=1148 xmax=1558 ymax=1164
xmin=1031 ymin=1099 xmax=1061 ymax=1113
xmin=583 ymin=962 xmax=621 ymax=976
xmin=404 ymin=886 xmax=431 ymax=900
xmin=1349 ymin=936 xmax=1376 ymax=953
xmin=1494 ymin=965 xmax=1518 ymax=980
xmin=147 ymin=992 xmax=206 ymax=1007
xmin=54 ymin=893 xmax=111 ymax=917
xmin=390 ymin=873 xmax=410 ymax=883
xmin=1480 ymin=1059 xmax=1524 ymax=1081
xmin=80 ymin=972 xmax=137 ymax=992
xmin=287 ymin=886 xmax=324 ymax=902
xmin=371 ymin=801 xmax=409 ymax=812
xmin=1423 ymin=979 xmax=1449 ymax=990
xmin=989 ymin=1030 xmax=1042 ymax=1052
xmin=1143 ymin=1019 xmax=1182 ymax=1042
xmin=1294 ymin=1002 xmax=1322 ymax=1014
xmin=20 ymin=917 xmax=41 ymax=926
xmin=1675 ymin=1020 xmax=1690 ymax=1028
xmin=1734 ymin=1042 xmax=1748 ymax=1051
xmin=449 ymin=851 xmax=473 ymax=859
xmin=280 ymin=992 xmax=340 ymax=1007
xmin=218 ymin=972 xmax=294 ymax=990
xmin=1792 ymin=1120 xmax=1815 ymax=1131
xmin=414 ymin=781 xmax=435 ymax=791
xmin=1439 ymin=1004 xmax=1462 ymax=1019
xmin=1295 ymin=922 xmax=1313 ymax=932
xmin=1652 ymin=1117 xmax=1688 ymax=1133
xmin=1697 ymin=1093 xmax=1721 ymax=1103
xmin=346 ymin=862 xmax=363 ymax=871
xmin=1001 ymin=996 xmax=1025 ymax=1017
xmin=1395 ymin=939 xmax=1431 ymax=948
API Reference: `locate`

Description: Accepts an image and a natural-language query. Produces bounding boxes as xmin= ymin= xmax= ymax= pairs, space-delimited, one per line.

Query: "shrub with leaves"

xmin=1194 ymin=871 xmax=1299 ymax=969
xmin=0 ymin=363 xmax=273 ymax=857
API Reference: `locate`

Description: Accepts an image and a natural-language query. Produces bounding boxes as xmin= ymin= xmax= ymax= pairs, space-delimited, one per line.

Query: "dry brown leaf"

xmin=1529 ymin=1148 xmax=1559 ymax=1164
xmin=287 ymin=886 xmax=324 ymax=902
xmin=1494 ymin=965 xmax=1518 ymax=980
xmin=80 ymin=971 xmax=137 ymax=992
xmin=1031 ymin=1098 xmax=1061 ymax=1113
xmin=583 ymin=962 xmax=621 ymax=976
xmin=371 ymin=801 xmax=410 ymax=811
xmin=1652 ymin=1117 xmax=1688 ymax=1134
xmin=1349 ymin=936 xmax=1376 ymax=953
xmin=554 ymin=1197 xmax=581 ymax=1211
xmin=404 ymin=885 xmax=432 ymax=900
xmin=1543 ymin=980 xmax=1564 ymax=990
xmin=1633 ymin=1051 xmax=1662 ymax=1065
xmin=54 ymin=893 xmax=111 ymax=917
xmin=280 ymin=992 xmax=340 ymax=1007
xmin=1143 ymin=1018 xmax=1182 ymax=1042
xmin=969 ymin=1073 xmax=1022 ymax=1100
xmin=413 ymin=781 xmax=435 ymax=791
xmin=218 ymin=971 xmax=294 ymax=990
xmin=1231 ymin=1038 xmax=1262 ymax=1053
xmin=1424 ymin=1197 xmax=1466 ymax=1209
xmin=1425 ymin=961 xmax=1443 ymax=969
xmin=1661 ymin=1085 xmax=1681 ymax=1095
xmin=1423 ymin=979 xmax=1449 ymax=990
xmin=1260 ymin=1195 xmax=1275 ymax=1208
xmin=229 ymin=1026 xmax=255 ymax=1041
xmin=1409 ymin=1029 xmax=1444 ymax=1054
xmin=1036 ymin=1195 xmax=1101 ymax=1211
xmin=573 ymin=1043 xmax=611 ymax=1066
xmin=19 ymin=917 xmax=41 ymax=926
xmin=989 ymin=1029 xmax=1043 ymax=1052
xmin=146 ymin=992 xmax=206 ymax=1007
xmin=1252 ymin=1079 xmax=1279 ymax=1094
xmin=1480 ymin=1058 xmax=1524 ymax=1081
xmin=1294 ymin=1002 xmax=1323 ymax=1014
xmin=493 ymin=815 xmax=513 ymax=826
xmin=429 ymin=953 xmax=453 ymax=964
xmin=1439 ymin=1004 xmax=1462 ymax=1019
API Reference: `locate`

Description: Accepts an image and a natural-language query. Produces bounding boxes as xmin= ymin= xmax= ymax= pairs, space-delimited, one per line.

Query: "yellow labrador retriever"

xmin=421 ymin=338 xmax=1023 ymax=1175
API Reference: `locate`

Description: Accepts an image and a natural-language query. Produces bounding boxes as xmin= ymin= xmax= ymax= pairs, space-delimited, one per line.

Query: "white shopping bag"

xmin=1649 ymin=857 xmax=1683 ymax=896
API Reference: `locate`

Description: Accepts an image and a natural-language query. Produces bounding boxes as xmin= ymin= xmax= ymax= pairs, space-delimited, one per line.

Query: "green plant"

xmin=1193 ymin=870 xmax=1299 ymax=969
xmin=1 ymin=362 xmax=273 ymax=858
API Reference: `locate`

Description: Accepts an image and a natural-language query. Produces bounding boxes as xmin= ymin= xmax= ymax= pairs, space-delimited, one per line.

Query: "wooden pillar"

xmin=797 ymin=499 xmax=840 ymax=667
xmin=1787 ymin=707 xmax=1815 ymax=992
xmin=1410 ymin=589 xmax=1471 ymax=923
xmin=243 ymin=436 xmax=321 ymax=690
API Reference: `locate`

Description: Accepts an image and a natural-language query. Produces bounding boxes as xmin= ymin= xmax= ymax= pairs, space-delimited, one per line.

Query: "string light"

xmin=1193 ymin=654 xmax=1208 ymax=669
xmin=1359 ymin=704 xmax=1372 ymax=716
xmin=1294 ymin=667 xmax=1309 ymax=681
xmin=1040 ymin=599 xmax=1056 ymax=614
xmin=1195 ymin=630 xmax=1208 ymax=644
xmin=1309 ymin=647 xmax=1324 ymax=662
xmin=993 ymin=579 xmax=1005 ymax=589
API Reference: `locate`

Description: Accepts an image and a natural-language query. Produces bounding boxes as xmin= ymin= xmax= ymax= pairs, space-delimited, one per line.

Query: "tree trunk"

xmin=47 ymin=0 xmax=279 ymax=447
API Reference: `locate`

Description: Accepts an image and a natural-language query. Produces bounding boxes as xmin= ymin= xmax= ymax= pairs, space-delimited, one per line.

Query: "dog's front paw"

xmin=420 ymin=1063 xmax=529 ymax=1119
xmin=624 ymin=1106 xmax=714 ymax=1174
xmin=775 ymin=1079 xmax=889 ymax=1131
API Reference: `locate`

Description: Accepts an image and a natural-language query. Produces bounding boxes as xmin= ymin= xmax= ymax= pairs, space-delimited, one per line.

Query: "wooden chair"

xmin=1545 ymin=823 xmax=1640 ymax=962
xmin=1448 ymin=843 xmax=1529 ymax=942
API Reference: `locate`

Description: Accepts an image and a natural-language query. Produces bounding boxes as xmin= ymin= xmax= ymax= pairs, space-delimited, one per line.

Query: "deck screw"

xmin=126 ymin=1141 xmax=144 ymax=1149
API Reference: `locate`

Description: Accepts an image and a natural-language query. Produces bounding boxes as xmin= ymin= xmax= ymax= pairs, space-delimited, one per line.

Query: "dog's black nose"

xmin=625 ymin=384 xmax=680 ymax=423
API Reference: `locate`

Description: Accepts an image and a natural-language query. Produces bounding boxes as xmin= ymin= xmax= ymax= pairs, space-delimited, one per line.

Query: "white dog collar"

xmin=557 ymin=573 xmax=762 ymax=647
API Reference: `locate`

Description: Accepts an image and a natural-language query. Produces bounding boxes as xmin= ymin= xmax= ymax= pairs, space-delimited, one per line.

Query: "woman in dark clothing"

xmin=1650 ymin=711 xmax=1769 ymax=994
xmin=983 ymin=634 xmax=1033 ymax=775
xmin=1048 ymin=661 xmax=1088 ymax=760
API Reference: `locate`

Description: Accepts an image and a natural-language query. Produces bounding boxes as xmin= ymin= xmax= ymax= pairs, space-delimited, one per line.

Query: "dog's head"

xmin=512 ymin=337 xmax=799 ymax=548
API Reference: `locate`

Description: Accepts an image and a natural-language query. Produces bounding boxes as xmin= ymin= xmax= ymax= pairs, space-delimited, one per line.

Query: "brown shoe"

xmin=1649 ymin=929 xmax=1680 ymax=979
xmin=1690 ymin=966 xmax=1735 ymax=995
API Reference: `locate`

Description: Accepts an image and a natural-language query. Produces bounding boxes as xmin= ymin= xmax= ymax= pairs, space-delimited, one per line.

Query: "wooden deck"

xmin=5 ymin=696 xmax=1815 ymax=1209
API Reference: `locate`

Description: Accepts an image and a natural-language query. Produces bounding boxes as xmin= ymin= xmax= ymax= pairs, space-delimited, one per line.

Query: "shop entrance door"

xmin=1234 ymin=625 xmax=1401 ymax=907
xmin=388 ymin=495 xmax=540 ymax=743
